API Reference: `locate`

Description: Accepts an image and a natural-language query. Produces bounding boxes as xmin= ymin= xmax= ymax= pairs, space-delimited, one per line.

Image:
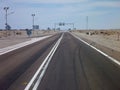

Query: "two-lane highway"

xmin=0 ymin=32 xmax=120 ymax=90
xmin=37 ymin=32 xmax=120 ymax=90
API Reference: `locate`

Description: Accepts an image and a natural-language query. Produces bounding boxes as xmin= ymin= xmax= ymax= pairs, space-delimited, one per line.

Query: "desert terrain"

xmin=71 ymin=30 xmax=120 ymax=61
xmin=0 ymin=30 xmax=58 ymax=48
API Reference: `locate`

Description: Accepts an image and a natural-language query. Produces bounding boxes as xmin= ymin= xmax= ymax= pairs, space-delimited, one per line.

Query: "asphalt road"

xmin=0 ymin=32 xmax=120 ymax=90
xmin=38 ymin=33 xmax=120 ymax=90
xmin=0 ymin=33 xmax=61 ymax=90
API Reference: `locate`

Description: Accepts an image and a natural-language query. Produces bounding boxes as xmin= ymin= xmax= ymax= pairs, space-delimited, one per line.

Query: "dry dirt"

xmin=72 ymin=30 xmax=120 ymax=61
xmin=0 ymin=30 xmax=58 ymax=48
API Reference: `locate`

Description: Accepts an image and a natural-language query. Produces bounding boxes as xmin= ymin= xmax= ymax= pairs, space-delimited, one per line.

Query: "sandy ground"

xmin=0 ymin=30 xmax=58 ymax=48
xmin=72 ymin=30 xmax=120 ymax=61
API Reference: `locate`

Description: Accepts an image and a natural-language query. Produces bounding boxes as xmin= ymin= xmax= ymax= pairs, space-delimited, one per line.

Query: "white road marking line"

xmin=24 ymin=33 xmax=64 ymax=90
xmin=70 ymin=33 xmax=120 ymax=66
xmin=0 ymin=36 xmax=51 ymax=55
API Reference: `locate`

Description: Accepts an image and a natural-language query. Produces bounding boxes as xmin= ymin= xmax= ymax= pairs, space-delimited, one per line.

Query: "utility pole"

xmin=32 ymin=14 xmax=35 ymax=30
xmin=86 ymin=16 xmax=88 ymax=30
xmin=72 ymin=23 xmax=74 ymax=30
xmin=54 ymin=23 xmax=57 ymax=31
xmin=4 ymin=7 xmax=9 ymax=29
xmin=32 ymin=14 xmax=35 ymax=36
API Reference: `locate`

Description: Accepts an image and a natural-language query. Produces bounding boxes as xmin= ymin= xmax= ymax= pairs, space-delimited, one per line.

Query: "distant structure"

xmin=33 ymin=25 xmax=39 ymax=30
xmin=26 ymin=29 xmax=32 ymax=37
xmin=47 ymin=27 xmax=51 ymax=30
xmin=54 ymin=22 xmax=75 ymax=30
xmin=86 ymin=16 xmax=88 ymax=30
xmin=5 ymin=24 xmax=11 ymax=30
xmin=31 ymin=14 xmax=35 ymax=30
xmin=4 ymin=7 xmax=11 ymax=30
xmin=3 ymin=7 xmax=14 ymax=30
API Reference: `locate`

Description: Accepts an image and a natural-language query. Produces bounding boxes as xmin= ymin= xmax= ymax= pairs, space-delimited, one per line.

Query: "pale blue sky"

xmin=0 ymin=0 xmax=120 ymax=30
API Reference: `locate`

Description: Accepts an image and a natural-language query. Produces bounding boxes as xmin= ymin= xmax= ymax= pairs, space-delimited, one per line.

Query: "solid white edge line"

xmin=24 ymin=39 xmax=58 ymax=90
xmin=33 ymin=34 xmax=63 ymax=90
xmin=70 ymin=32 xmax=120 ymax=66
xmin=24 ymin=33 xmax=64 ymax=90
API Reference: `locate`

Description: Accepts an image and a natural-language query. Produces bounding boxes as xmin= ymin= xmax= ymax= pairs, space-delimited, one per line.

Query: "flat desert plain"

xmin=0 ymin=30 xmax=58 ymax=48
xmin=72 ymin=30 xmax=120 ymax=61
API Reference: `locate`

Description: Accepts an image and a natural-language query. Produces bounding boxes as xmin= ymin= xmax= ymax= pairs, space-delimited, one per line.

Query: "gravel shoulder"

xmin=72 ymin=30 xmax=120 ymax=61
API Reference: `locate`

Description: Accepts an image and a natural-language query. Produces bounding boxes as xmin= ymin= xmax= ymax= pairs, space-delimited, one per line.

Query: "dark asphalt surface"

xmin=0 ymin=33 xmax=61 ymax=90
xmin=38 ymin=33 xmax=120 ymax=90
xmin=0 ymin=32 xmax=120 ymax=90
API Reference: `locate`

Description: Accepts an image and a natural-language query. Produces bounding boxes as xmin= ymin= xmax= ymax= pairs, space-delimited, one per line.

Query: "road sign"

xmin=33 ymin=25 xmax=39 ymax=30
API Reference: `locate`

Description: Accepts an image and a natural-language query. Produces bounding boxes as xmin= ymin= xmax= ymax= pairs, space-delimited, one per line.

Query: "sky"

xmin=0 ymin=0 xmax=120 ymax=30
